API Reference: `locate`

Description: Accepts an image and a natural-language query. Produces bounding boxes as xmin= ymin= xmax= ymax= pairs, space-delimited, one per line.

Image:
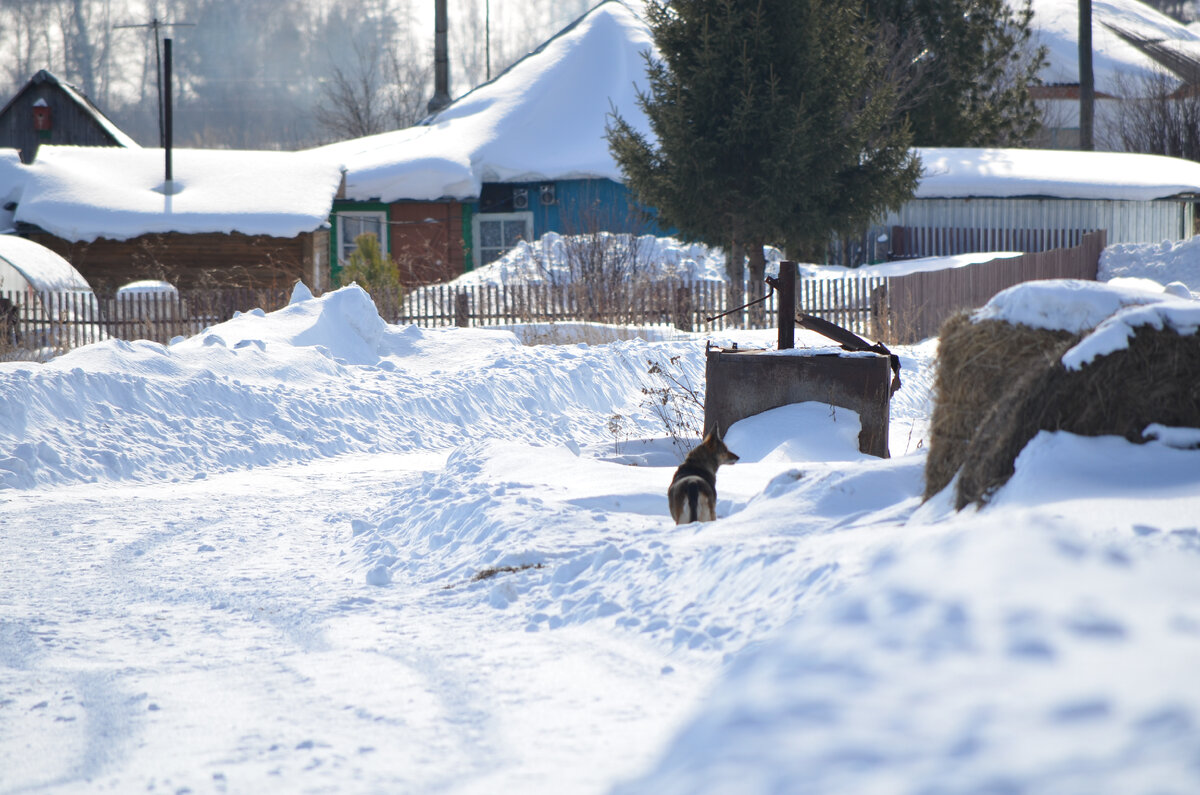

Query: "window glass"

xmin=474 ymin=212 xmax=532 ymax=267
xmin=479 ymin=220 xmax=503 ymax=249
xmin=338 ymin=212 xmax=386 ymax=263
xmin=502 ymin=219 xmax=525 ymax=248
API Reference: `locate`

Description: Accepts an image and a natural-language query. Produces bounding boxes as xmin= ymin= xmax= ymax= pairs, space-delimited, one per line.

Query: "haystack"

xmin=954 ymin=322 xmax=1200 ymax=509
xmin=923 ymin=312 xmax=1077 ymax=499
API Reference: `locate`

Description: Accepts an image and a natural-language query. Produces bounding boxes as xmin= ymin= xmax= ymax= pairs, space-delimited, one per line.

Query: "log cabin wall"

xmin=26 ymin=230 xmax=318 ymax=295
xmin=388 ymin=201 xmax=466 ymax=285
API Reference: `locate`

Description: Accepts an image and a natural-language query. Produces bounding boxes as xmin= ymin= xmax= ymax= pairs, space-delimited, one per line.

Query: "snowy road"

xmin=1 ymin=453 xmax=709 ymax=794
xmin=5 ymin=280 xmax=1200 ymax=793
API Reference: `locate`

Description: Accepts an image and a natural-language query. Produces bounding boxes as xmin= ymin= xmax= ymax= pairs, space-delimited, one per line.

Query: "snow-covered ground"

xmin=1101 ymin=235 xmax=1200 ymax=299
xmin=2 ymin=252 xmax=1199 ymax=793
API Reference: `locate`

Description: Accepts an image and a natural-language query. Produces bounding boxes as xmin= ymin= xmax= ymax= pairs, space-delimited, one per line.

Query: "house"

xmin=874 ymin=147 xmax=1200 ymax=259
xmin=11 ymin=145 xmax=344 ymax=293
xmin=0 ymin=70 xmax=139 ymax=164
xmin=312 ymin=0 xmax=658 ymax=285
xmin=1028 ymin=0 xmax=1200 ymax=149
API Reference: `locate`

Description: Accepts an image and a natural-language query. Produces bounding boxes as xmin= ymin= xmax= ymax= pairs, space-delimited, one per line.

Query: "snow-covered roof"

xmin=115 ymin=279 xmax=179 ymax=297
xmin=0 ymin=233 xmax=93 ymax=292
xmin=1032 ymin=0 xmax=1200 ymax=93
xmin=316 ymin=0 xmax=1200 ymax=207
xmin=915 ymin=147 xmax=1200 ymax=200
xmin=0 ymin=149 xmax=27 ymax=232
xmin=13 ymin=146 xmax=345 ymax=243
xmin=49 ymin=73 xmax=142 ymax=150
xmin=312 ymin=0 xmax=654 ymax=202
xmin=311 ymin=126 xmax=475 ymax=203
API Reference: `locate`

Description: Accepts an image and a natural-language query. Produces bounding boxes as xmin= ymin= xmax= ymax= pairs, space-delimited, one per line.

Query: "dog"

xmin=668 ymin=428 xmax=739 ymax=524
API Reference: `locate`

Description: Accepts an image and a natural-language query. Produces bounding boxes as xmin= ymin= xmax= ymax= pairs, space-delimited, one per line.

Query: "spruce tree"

xmin=337 ymin=233 xmax=402 ymax=298
xmin=864 ymin=0 xmax=1047 ymax=146
xmin=607 ymin=0 xmax=919 ymax=315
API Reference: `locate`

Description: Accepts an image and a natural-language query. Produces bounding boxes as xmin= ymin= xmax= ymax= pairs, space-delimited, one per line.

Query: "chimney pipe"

xmin=164 ymin=37 xmax=174 ymax=185
xmin=428 ymin=0 xmax=451 ymax=114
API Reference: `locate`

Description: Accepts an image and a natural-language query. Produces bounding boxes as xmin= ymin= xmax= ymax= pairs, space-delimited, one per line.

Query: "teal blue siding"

xmin=470 ymin=178 xmax=664 ymax=239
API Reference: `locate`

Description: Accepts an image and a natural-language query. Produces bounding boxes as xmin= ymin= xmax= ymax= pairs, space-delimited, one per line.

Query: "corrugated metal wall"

xmin=870 ymin=198 xmax=1193 ymax=258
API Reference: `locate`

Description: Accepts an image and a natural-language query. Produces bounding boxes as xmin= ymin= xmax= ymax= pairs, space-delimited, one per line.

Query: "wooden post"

xmin=870 ymin=282 xmax=890 ymax=343
xmin=674 ymin=285 xmax=693 ymax=332
xmin=454 ymin=290 xmax=470 ymax=327
xmin=777 ymin=260 xmax=796 ymax=350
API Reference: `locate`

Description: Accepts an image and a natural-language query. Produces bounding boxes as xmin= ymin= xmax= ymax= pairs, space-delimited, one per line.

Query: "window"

xmin=336 ymin=211 xmax=388 ymax=265
xmin=473 ymin=211 xmax=532 ymax=268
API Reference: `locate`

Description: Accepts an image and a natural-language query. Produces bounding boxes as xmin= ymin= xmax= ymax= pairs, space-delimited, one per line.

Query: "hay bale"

xmin=923 ymin=311 xmax=1077 ymax=499
xmin=955 ymin=323 xmax=1200 ymax=509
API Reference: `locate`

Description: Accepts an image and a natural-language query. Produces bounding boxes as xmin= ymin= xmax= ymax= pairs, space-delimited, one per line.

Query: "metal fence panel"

xmin=874 ymin=198 xmax=1184 ymax=257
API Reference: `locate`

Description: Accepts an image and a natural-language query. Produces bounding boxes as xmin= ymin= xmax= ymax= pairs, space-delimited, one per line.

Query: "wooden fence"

xmin=0 ymin=287 xmax=292 ymax=356
xmin=391 ymin=278 xmax=886 ymax=336
xmin=0 ymin=231 xmax=1105 ymax=356
xmin=0 ymin=278 xmax=884 ymax=355
xmin=885 ymin=230 xmax=1107 ymax=343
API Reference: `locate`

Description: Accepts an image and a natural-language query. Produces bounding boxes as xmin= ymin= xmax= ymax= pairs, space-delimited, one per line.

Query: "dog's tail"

xmin=686 ymin=482 xmax=700 ymax=525
xmin=683 ymin=480 xmax=702 ymax=523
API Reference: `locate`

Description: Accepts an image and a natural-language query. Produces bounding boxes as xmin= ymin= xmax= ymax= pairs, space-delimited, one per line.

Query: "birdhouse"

xmin=32 ymin=100 xmax=52 ymax=132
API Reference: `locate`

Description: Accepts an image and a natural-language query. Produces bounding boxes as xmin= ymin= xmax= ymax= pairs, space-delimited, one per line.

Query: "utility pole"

xmin=1079 ymin=0 xmax=1095 ymax=150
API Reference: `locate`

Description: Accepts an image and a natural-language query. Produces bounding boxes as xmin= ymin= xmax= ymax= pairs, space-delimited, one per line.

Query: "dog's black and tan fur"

xmin=668 ymin=429 xmax=739 ymax=524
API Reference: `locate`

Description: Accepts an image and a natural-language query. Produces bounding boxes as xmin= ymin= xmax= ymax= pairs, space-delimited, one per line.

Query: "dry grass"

xmin=440 ymin=562 xmax=547 ymax=591
xmin=924 ymin=312 xmax=1078 ymax=499
xmin=954 ymin=323 xmax=1200 ymax=508
xmin=470 ymin=563 xmax=545 ymax=582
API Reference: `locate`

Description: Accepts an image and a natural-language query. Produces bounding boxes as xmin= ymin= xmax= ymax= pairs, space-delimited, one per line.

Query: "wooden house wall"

xmin=0 ymin=81 xmax=126 ymax=164
xmin=338 ymin=179 xmax=657 ymax=287
xmin=476 ymin=177 xmax=659 ymax=239
xmin=25 ymin=231 xmax=318 ymax=295
xmin=388 ymin=201 xmax=466 ymax=285
xmin=540 ymin=178 xmax=658 ymax=237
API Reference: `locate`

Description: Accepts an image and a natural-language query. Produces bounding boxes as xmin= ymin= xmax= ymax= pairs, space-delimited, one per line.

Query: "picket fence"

xmin=0 ymin=231 xmax=1104 ymax=356
xmin=0 ymin=278 xmax=886 ymax=355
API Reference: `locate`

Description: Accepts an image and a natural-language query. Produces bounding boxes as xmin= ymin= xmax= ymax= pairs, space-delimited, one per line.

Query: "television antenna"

xmin=114 ymin=17 xmax=195 ymax=148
